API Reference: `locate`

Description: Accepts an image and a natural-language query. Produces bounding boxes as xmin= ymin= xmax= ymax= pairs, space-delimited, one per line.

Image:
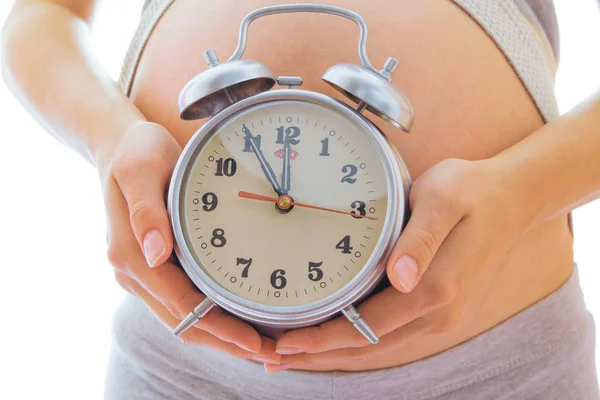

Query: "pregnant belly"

xmin=129 ymin=0 xmax=575 ymax=371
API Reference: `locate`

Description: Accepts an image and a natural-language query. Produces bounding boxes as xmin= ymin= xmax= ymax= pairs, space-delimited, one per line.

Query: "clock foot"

xmin=342 ymin=305 xmax=379 ymax=344
xmin=172 ymin=298 xmax=216 ymax=337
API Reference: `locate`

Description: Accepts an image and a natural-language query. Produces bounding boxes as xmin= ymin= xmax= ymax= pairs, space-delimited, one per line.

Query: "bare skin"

xmin=3 ymin=0 xmax=598 ymax=375
xmin=129 ymin=0 xmax=575 ymax=371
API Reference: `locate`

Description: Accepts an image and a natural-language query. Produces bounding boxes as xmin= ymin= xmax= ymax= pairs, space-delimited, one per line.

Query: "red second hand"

xmin=237 ymin=191 xmax=377 ymax=221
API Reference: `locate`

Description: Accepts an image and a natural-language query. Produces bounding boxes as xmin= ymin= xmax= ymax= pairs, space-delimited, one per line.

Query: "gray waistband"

xmin=118 ymin=0 xmax=176 ymax=97
xmin=331 ymin=267 xmax=590 ymax=399
xmin=452 ymin=0 xmax=559 ymax=122
xmin=118 ymin=0 xmax=560 ymax=123
xmin=106 ymin=267 xmax=596 ymax=399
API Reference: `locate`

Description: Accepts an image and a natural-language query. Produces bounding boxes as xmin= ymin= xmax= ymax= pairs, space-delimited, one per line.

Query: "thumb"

xmin=386 ymin=199 xmax=462 ymax=293
xmin=115 ymin=124 xmax=180 ymax=268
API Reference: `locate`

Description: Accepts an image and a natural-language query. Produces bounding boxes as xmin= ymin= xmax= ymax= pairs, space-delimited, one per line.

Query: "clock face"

xmin=179 ymin=100 xmax=389 ymax=307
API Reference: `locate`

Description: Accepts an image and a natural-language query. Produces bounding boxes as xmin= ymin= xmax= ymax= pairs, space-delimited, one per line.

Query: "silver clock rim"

xmin=168 ymin=89 xmax=411 ymax=328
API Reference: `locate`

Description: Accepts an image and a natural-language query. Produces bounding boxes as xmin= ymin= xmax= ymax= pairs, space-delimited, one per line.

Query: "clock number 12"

xmin=276 ymin=126 xmax=301 ymax=145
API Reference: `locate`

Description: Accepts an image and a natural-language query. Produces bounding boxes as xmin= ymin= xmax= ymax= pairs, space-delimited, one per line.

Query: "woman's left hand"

xmin=269 ymin=158 xmax=526 ymax=372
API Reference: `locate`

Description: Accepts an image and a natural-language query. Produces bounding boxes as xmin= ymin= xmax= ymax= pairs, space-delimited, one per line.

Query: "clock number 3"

xmin=350 ymin=200 xmax=366 ymax=218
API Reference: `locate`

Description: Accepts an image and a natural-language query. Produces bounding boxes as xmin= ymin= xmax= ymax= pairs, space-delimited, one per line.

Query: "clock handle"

xmin=342 ymin=305 xmax=379 ymax=345
xmin=228 ymin=4 xmax=382 ymax=77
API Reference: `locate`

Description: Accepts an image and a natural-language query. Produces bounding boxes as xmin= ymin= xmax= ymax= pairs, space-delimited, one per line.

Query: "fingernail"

xmin=251 ymin=355 xmax=280 ymax=364
xmin=393 ymin=255 xmax=419 ymax=292
xmin=143 ymin=229 xmax=166 ymax=268
xmin=275 ymin=345 xmax=303 ymax=355
xmin=265 ymin=363 xmax=289 ymax=374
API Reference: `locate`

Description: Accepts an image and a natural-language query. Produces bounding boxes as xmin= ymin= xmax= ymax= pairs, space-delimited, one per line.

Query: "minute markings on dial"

xmin=187 ymin=111 xmax=382 ymax=305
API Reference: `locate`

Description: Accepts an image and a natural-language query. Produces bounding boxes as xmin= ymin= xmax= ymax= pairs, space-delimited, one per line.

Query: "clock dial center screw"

xmin=276 ymin=194 xmax=294 ymax=213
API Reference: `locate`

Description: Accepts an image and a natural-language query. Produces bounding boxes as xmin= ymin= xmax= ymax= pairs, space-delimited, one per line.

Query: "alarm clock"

xmin=168 ymin=4 xmax=413 ymax=345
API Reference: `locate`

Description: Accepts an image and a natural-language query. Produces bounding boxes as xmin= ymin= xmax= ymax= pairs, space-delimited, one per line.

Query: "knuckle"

xmin=168 ymin=288 xmax=200 ymax=320
xmin=412 ymin=227 xmax=438 ymax=261
xmin=411 ymin=159 xmax=472 ymax=211
xmin=106 ymin=245 xmax=128 ymax=271
xmin=129 ymin=199 xmax=158 ymax=234
xmin=111 ymin=154 xmax=136 ymax=181
xmin=429 ymin=308 xmax=465 ymax=335
xmin=424 ymin=278 xmax=460 ymax=308
xmin=114 ymin=152 xmax=172 ymax=182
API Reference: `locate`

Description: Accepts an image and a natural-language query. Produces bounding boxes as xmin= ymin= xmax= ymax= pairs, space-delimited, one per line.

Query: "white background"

xmin=0 ymin=1 xmax=598 ymax=398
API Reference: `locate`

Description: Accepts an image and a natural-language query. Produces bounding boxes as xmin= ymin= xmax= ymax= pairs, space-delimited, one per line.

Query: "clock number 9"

xmin=308 ymin=261 xmax=324 ymax=282
xmin=341 ymin=164 xmax=357 ymax=184
xmin=350 ymin=200 xmax=366 ymax=219
xmin=270 ymin=269 xmax=287 ymax=289
xmin=276 ymin=126 xmax=301 ymax=145
xmin=200 ymin=192 xmax=218 ymax=212
xmin=210 ymin=228 xmax=227 ymax=248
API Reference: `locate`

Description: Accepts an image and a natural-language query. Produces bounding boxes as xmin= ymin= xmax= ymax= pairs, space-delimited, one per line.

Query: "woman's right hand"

xmin=96 ymin=120 xmax=280 ymax=364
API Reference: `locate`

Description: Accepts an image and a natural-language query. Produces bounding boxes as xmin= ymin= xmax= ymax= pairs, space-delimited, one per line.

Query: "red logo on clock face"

xmin=274 ymin=149 xmax=299 ymax=160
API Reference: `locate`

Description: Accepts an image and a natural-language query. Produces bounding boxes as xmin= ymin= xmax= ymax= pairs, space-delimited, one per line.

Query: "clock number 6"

xmin=308 ymin=261 xmax=324 ymax=282
xmin=270 ymin=269 xmax=287 ymax=289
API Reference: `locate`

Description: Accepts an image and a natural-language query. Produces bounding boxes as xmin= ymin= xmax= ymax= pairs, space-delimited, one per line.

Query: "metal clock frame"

xmin=168 ymin=89 xmax=411 ymax=342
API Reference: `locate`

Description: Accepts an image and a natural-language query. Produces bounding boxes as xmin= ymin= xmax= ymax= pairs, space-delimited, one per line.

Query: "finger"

xmin=252 ymin=337 xmax=282 ymax=365
xmin=386 ymin=188 xmax=465 ymax=293
xmin=114 ymin=270 xmax=255 ymax=360
xmin=276 ymin=277 xmax=451 ymax=354
xmin=112 ymin=123 xmax=180 ymax=268
xmin=105 ymin=181 xmax=263 ymax=353
xmin=271 ymin=318 xmax=430 ymax=372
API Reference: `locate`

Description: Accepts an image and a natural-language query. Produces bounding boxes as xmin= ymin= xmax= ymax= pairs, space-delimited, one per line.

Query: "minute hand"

xmin=242 ymin=124 xmax=283 ymax=196
xmin=282 ymin=134 xmax=291 ymax=195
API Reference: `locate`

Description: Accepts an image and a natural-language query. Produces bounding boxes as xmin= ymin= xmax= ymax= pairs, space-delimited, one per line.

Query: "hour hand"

xmin=282 ymin=134 xmax=291 ymax=195
xmin=242 ymin=124 xmax=283 ymax=196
